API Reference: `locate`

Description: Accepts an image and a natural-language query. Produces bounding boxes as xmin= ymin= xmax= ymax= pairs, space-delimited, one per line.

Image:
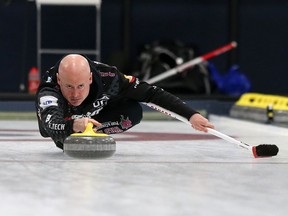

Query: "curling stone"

xmin=64 ymin=123 xmax=116 ymax=159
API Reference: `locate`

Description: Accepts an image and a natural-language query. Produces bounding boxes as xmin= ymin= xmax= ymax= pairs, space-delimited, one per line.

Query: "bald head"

xmin=57 ymin=54 xmax=93 ymax=106
xmin=59 ymin=54 xmax=90 ymax=77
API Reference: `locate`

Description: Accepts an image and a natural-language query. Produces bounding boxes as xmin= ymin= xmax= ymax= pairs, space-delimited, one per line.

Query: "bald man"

xmin=36 ymin=54 xmax=214 ymax=149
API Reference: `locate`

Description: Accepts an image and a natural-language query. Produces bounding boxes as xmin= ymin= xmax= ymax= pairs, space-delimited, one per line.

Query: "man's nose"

xmin=71 ymin=89 xmax=80 ymax=97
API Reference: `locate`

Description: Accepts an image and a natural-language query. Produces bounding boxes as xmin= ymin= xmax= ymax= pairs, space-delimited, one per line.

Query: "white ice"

xmin=0 ymin=115 xmax=288 ymax=216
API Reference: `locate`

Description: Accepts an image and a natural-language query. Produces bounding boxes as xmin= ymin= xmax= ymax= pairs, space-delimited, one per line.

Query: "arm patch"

xmin=124 ymin=75 xmax=136 ymax=83
xmin=39 ymin=96 xmax=58 ymax=109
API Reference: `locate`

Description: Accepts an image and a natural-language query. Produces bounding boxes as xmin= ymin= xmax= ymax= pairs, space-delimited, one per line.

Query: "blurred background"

xmin=0 ymin=0 xmax=287 ymax=96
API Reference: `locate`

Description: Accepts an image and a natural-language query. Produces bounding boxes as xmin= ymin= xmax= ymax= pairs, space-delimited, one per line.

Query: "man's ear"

xmin=89 ymin=72 xmax=93 ymax=84
xmin=56 ymin=73 xmax=61 ymax=85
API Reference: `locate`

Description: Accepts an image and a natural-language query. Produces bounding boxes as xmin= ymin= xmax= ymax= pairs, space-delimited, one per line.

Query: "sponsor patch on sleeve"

xmin=124 ymin=74 xmax=136 ymax=83
xmin=39 ymin=96 xmax=58 ymax=109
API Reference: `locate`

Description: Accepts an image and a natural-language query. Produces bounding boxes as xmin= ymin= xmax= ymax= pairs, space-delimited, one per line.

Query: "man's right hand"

xmin=73 ymin=118 xmax=102 ymax=133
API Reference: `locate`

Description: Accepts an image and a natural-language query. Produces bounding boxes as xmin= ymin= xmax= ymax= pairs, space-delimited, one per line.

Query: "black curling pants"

xmin=92 ymin=99 xmax=143 ymax=134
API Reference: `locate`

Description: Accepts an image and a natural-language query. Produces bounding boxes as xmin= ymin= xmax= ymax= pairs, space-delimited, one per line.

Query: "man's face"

xmin=57 ymin=71 xmax=92 ymax=106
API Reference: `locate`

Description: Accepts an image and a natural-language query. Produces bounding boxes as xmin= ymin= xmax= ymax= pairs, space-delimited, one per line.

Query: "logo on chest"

xmin=68 ymin=95 xmax=111 ymax=119
xmin=93 ymin=95 xmax=110 ymax=109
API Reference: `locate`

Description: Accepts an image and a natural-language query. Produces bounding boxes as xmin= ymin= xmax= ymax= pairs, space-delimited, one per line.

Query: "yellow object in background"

xmin=235 ymin=93 xmax=288 ymax=111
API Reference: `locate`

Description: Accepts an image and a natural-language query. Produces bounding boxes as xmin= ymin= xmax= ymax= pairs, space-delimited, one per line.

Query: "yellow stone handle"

xmin=71 ymin=122 xmax=108 ymax=137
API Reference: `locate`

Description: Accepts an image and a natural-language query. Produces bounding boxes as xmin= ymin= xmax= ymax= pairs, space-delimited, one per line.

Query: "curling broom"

xmin=143 ymin=102 xmax=279 ymax=158
xmin=146 ymin=41 xmax=237 ymax=84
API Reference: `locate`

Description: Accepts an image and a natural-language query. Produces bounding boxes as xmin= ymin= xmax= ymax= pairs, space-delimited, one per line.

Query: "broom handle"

xmin=146 ymin=41 xmax=237 ymax=84
xmin=143 ymin=102 xmax=251 ymax=150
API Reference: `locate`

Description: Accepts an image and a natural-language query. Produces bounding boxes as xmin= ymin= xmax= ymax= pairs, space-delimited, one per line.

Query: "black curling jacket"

xmin=35 ymin=56 xmax=198 ymax=146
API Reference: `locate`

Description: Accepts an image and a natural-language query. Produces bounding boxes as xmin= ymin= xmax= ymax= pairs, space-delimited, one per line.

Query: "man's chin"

xmin=69 ymin=100 xmax=82 ymax=106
